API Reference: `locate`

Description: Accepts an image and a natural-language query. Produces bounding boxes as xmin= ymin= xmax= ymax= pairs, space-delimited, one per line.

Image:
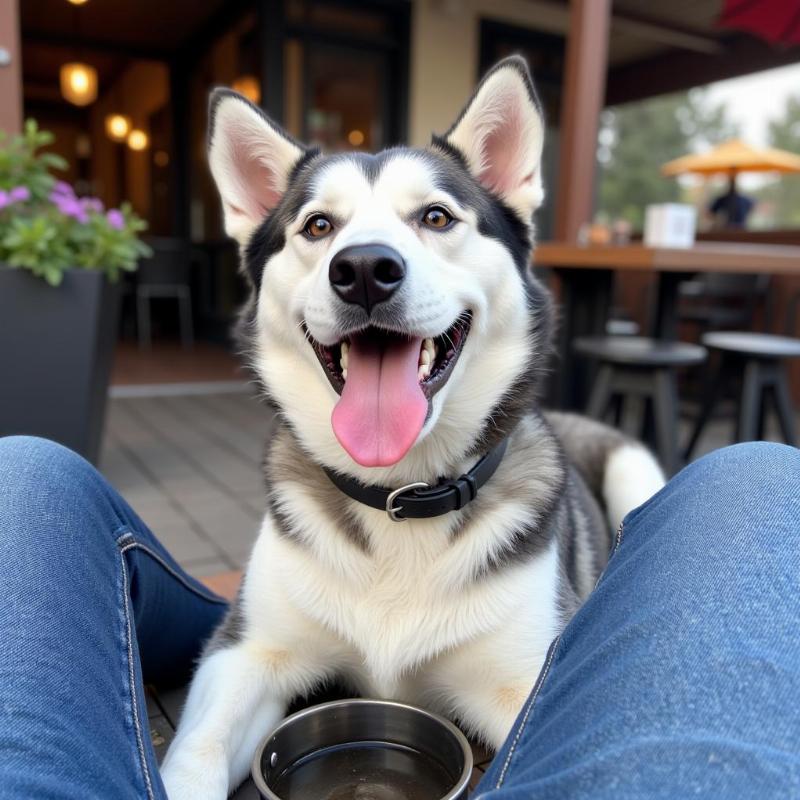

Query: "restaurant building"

xmin=3 ymin=0 xmax=800 ymax=341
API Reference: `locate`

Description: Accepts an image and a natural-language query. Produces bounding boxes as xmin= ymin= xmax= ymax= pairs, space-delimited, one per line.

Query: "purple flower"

xmin=82 ymin=197 xmax=104 ymax=213
xmin=52 ymin=194 xmax=89 ymax=223
xmin=106 ymin=209 xmax=125 ymax=230
xmin=51 ymin=181 xmax=74 ymax=198
xmin=9 ymin=186 xmax=30 ymax=203
xmin=0 ymin=190 xmax=9 ymax=210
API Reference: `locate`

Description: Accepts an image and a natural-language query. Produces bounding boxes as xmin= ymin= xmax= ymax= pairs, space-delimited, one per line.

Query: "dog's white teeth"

xmin=340 ymin=342 xmax=349 ymax=371
xmin=342 ymin=368 xmax=348 ymax=380
xmin=418 ymin=363 xmax=431 ymax=381
xmin=420 ymin=338 xmax=435 ymax=367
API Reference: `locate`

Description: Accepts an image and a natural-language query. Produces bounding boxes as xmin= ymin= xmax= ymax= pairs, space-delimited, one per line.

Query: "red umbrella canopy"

xmin=719 ymin=0 xmax=800 ymax=45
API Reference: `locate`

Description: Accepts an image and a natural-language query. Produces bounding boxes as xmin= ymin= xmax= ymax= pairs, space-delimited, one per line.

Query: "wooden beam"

xmin=0 ymin=0 xmax=22 ymax=134
xmin=22 ymin=32 xmax=170 ymax=61
xmin=554 ymin=0 xmax=611 ymax=242
xmin=612 ymin=13 xmax=724 ymax=56
xmin=607 ymin=33 xmax=800 ymax=107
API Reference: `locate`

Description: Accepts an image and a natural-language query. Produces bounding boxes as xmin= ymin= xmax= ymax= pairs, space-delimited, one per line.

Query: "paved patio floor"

xmin=99 ymin=388 xmax=795 ymax=579
xmin=100 ymin=390 xmax=276 ymax=578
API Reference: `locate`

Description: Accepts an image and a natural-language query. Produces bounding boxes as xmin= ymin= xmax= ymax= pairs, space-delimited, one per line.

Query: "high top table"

xmin=533 ymin=241 xmax=800 ymax=410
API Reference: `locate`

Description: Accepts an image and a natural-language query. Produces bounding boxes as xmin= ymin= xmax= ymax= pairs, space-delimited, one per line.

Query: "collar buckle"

xmin=385 ymin=482 xmax=429 ymax=522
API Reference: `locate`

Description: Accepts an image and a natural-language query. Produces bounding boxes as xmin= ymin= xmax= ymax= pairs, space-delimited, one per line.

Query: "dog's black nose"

xmin=329 ymin=244 xmax=406 ymax=314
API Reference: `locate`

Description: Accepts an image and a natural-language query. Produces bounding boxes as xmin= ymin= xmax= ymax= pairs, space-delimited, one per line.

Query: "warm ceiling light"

xmin=67 ymin=0 xmax=90 ymax=5
xmin=105 ymin=114 xmax=132 ymax=142
xmin=348 ymin=129 xmax=365 ymax=147
xmin=232 ymin=75 xmax=261 ymax=104
xmin=127 ymin=129 xmax=149 ymax=151
xmin=60 ymin=62 xmax=98 ymax=107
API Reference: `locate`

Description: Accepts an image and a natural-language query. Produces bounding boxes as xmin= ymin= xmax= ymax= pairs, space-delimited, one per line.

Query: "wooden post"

xmin=554 ymin=0 xmax=611 ymax=242
xmin=0 ymin=0 xmax=22 ymax=135
xmin=258 ymin=0 xmax=285 ymax=123
xmin=169 ymin=57 xmax=191 ymax=238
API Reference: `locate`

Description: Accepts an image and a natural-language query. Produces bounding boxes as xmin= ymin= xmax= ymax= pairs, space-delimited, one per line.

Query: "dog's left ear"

xmin=441 ymin=56 xmax=545 ymax=223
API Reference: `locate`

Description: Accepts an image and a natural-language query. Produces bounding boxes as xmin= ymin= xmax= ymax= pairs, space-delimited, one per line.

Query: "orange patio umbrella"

xmin=661 ymin=138 xmax=800 ymax=178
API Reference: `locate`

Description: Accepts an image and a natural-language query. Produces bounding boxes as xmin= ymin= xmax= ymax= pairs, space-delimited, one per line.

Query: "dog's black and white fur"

xmin=161 ymin=57 xmax=664 ymax=799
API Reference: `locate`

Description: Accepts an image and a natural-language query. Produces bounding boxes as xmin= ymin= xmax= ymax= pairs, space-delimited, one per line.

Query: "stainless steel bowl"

xmin=251 ymin=699 xmax=473 ymax=800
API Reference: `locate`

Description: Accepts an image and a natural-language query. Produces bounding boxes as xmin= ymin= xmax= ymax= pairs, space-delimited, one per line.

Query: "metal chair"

xmin=574 ymin=336 xmax=707 ymax=475
xmin=684 ymin=331 xmax=800 ymax=457
xmin=136 ymin=237 xmax=194 ymax=349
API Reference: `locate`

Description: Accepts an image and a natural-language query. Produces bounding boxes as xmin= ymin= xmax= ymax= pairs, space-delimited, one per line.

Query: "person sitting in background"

xmin=708 ymin=172 xmax=754 ymax=229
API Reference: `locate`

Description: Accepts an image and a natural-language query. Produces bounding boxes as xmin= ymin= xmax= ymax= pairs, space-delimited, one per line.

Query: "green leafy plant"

xmin=0 ymin=120 xmax=151 ymax=286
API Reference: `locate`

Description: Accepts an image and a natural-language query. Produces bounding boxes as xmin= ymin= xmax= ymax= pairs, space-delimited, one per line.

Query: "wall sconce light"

xmin=232 ymin=75 xmax=261 ymax=104
xmin=127 ymin=129 xmax=149 ymax=151
xmin=348 ymin=129 xmax=365 ymax=147
xmin=60 ymin=62 xmax=98 ymax=106
xmin=105 ymin=114 xmax=132 ymax=142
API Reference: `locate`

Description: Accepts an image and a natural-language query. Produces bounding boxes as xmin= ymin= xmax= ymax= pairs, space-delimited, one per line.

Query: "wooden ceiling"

xmin=21 ymin=0 xmax=234 ymax=108
xmin=21 ymin=0 xmax=231 ymax=57
xmin=19 ymin=0 xmax=800 ymax=109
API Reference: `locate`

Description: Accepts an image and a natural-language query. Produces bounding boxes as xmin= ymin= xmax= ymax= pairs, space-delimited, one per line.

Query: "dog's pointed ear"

xmin=208 ymin=89 xmax=308 ymax=245
xmin=440 ymin=57 xmax=545 ymax=223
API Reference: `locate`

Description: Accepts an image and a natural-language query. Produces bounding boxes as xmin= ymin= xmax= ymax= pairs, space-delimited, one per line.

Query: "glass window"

xmin=304 ymin=46 xmax=388 ymax=151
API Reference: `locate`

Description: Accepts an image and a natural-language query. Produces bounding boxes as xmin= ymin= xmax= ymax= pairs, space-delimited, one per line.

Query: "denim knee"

xmin=623 ymin=441 xmax=800 ymax=556
xmin=0 ymin=435 xmax=99 ymax=506
xmin=683 ymin=441 xmax=800 ymax=507
xmin=0 ymin=435 xmax=121 ymax=558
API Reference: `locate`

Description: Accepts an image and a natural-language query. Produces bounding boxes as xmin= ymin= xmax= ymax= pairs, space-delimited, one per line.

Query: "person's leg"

xmin=0 ymin=436 xmax=228 ymax=799
xmin=477 ymin=441 xmax=800 ymax=799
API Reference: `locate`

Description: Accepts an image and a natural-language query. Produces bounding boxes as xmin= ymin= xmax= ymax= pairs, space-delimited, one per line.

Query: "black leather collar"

xmin=323 ymin=437 xmax=509 ymax=521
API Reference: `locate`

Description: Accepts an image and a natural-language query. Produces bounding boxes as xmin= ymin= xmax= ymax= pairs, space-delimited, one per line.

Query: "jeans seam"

xmin=613 ymin=519 xmax=625 ymax=555
xmin=495 ymin=634 xmax=561 ymax=788
xmin=592 ymin=519 xmax=626 ymax=593
xmin=116 ymin=533 xmax=228 ymax=606
xmin=118 ymin=554 xmax=157 ymax=800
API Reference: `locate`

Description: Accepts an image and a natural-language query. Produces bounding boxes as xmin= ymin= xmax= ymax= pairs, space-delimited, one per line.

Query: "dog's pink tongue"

xmin=332 ymin=335 xmax=427 ymax=467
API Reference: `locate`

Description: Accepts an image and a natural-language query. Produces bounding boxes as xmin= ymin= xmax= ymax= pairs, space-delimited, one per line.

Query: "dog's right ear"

xmin=208 ymin=89 xmax=308 ymax=245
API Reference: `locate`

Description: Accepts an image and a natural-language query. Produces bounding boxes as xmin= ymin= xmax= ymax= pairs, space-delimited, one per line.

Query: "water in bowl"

xmin=269 ymin=740 xmax=456 ymax=800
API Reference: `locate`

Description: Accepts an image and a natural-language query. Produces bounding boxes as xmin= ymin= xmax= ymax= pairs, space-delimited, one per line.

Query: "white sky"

xmin=693 ymin=62 xmax=800 ymax=190
xmin=705 ymin=62 xmax=800 ymax=147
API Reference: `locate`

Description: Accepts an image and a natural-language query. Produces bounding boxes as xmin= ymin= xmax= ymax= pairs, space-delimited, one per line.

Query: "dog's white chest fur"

xmin=246 ymin=509 xmax=560 ymax=697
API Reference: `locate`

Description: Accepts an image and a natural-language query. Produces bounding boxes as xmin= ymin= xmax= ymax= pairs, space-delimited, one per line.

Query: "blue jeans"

xmin=0 ymin=437 xmax=798 ymax=799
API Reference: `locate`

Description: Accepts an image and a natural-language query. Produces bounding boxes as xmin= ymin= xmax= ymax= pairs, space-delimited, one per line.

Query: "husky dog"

xmin=161 ymin=57 xmax=664 ymax=799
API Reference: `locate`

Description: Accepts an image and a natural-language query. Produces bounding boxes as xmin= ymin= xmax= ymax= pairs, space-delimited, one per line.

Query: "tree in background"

xmin=755 ymin=95 xmax=800 ymax=228
xmin=597 ymin=88 xmax=738 ymax=230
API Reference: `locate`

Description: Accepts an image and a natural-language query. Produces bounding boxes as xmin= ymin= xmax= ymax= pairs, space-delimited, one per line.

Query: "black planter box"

xmin=0 ymin=267 xmax=120 ymax=464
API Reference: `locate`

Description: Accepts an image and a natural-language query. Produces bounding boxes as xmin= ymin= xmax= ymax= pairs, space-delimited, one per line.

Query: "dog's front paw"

xmin=160 ymin=739 xmax=230 ymax=800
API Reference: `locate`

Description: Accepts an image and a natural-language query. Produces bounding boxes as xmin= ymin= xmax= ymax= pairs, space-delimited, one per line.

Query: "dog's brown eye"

xmin=304 ymin=215 xmax=333 ymax=239
xmin=422 ymin=206 xmax=453 ymax=230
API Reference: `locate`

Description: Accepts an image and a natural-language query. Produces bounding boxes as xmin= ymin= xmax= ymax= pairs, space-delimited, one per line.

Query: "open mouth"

xmin=309 ymin=312 xmax=472 ymax=399
xmin=307 ymin=312 xmax=472 ymax=467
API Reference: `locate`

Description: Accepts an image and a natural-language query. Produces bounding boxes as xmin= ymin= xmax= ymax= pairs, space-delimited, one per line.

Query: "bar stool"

xmin=574 ymin=336 xmax=708 ymax=475
xmin=684 ymin=331 xmax=800 ymax=458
